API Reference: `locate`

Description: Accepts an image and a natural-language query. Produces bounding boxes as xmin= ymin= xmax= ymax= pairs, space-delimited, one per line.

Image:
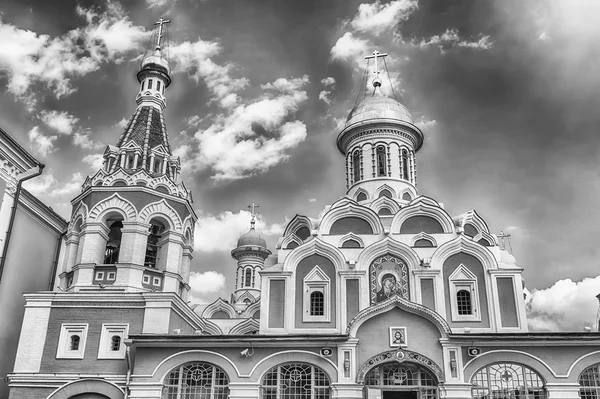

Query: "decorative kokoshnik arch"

xmin=356 ymin=349 xmax=444 ymax=384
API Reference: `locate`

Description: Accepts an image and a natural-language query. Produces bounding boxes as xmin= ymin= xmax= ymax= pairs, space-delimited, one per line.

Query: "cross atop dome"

xmin=153 ymin=17 xmax=171 ymax=51
xmin=365 ymin=50 xmax=388 ymax=88
xmin=248 ymin=202 xmax=260 ymax=230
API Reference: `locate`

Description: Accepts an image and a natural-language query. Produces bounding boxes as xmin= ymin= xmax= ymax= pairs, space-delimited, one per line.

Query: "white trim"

xmin=449 ymin=264 xmax=481 ymax=322
xmin=56 ymin=323 xmax=88 ymax=359
xmin=97 ymin=323 xmax=128 ymax=359
xmin=303 ymin=266 xmax=331 ymax=322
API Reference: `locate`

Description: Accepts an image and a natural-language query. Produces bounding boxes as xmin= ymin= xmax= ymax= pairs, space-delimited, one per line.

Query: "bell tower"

xmin=56 ymin=19 xmax=197 ymax=299
xmin=337 ymin=50 xmax=424 ymax=205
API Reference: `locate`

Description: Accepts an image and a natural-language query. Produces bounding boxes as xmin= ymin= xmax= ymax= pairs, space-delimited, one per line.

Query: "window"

xmin=353 ymin=150 xmax=361 ymax=183
xmin=472 ymin=363 xmax=546 ymax=399
xmin=164 ymin=362 xmax=229 ymax=399
xmin=401 ymin=149 xmax=409 ymax=180
xmin=141 ymin=81 xmax=145 ymax=91
xmin=261 ymin=363 xmax=330 ymax=399
xmin=157 ymin=81 xmax=161 ymax=92
xmin=105 ymin=219 xmax=123 ymax=264
xmin=111 ymin=336 xmax=121 ymax=351
xmin=448 ymin=264 xmax=480 ymax=322
xmin=70 ymin=335 xmax=80 ymax=350
xmin=456 ymin=290 xmax=472 ymax=315
xmin=365 ymin=362 xmax=437 ymax=398
xmin=98 ymin=323 xmax=128 ymax=359
xmin=244 ymin=268 xmax=252 ymax=287
xmin=57 ymin=323 xmax=88 ymax=359
xmin=579 ymin=363 xmax=600 ymax=399
xmin=153 ymin=277 xmax=161 ymax=286
xmin=148 ymin=79 xmax=153 ymax=90
xmin=376 ymin=146 xmax=387 ymax=176
xmin=153 ymin=158 xmax=162 ymax=173
xmin=107 ymin=272 xmax=116 ymax=280
xmin=143 ymin=275 xmax=150 ymax=284
xmin=144 ymin=220 xmax=164 ymax=268
xmin=303 ymin=265 xmax=330 ymax=322
xmin=310 ymin=291 xmax=324 ymax=316
xmin=95 ymin=271 xmax=104 ymax=280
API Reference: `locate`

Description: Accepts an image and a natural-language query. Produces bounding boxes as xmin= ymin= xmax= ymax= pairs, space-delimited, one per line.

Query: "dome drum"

xmin=337 ymin=121 xmax=423 ymax=156
xmin=136 ymin=66 xmax=172 ymax=88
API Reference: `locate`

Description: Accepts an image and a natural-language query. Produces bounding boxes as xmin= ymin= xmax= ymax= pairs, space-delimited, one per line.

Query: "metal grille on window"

xmin=70 ymin=335 xmax=80 ymax=351
xmin=579 ymin=363 xmax=600 ymax=399
xmin=376 ymin=146 xmax=386 ymax=176
xmin=245 ymin=268 xmax=252 ymax=287
xmin=163 ymin=362 xmax=229 ymax=399
xmin=364 ymin=363 xmax=437 ymax=399
xmin=456 ymin=289 xmax=472 ymax=315
xmin=110 ymin=335 xmax=121 ymax=351
xmin=261 ymin=363 xmax=330 ymax=399
xmin=310 ymin=291 xmax=324 ymax=316
xmin=472 ymin=363 xmax=547 ymax=399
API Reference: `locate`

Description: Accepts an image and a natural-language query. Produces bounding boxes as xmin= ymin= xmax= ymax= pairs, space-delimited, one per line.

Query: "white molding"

xmin=97 ymin=323 xmax=128 ymax=359
xmin=56 ymin=323 xmax=88 ymax=359
xmin=303 ymin=265 xmax=331 ymax=322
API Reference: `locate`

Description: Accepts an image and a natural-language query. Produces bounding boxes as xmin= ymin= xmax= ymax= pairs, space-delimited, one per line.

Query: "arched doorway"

xmin=69 ymin=395 xmax=109 ymax=399
xmin=364 ymin=362 xmax=438 ymax=399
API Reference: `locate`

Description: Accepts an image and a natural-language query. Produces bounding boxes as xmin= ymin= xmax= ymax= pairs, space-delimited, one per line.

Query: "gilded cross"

xmin=248 ymin=202 xmax=260 ymax=229
xmin=365 ymin=50 xmax=388 ymax=80
xmin=153 ymin=17 xmax=171 ymax=50
xmin=498 ymin=231 xmax=511 ymax=251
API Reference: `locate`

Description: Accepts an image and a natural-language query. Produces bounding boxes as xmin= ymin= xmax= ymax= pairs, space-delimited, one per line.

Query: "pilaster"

xmin=78 ymin=222 xmax=110 ymax=264
xmin=120 ymin=222 xmax=151 ymax=265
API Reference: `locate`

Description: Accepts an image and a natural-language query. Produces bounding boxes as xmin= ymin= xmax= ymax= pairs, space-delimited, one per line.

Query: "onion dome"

xmin=237 ymin=228 xmax=267 ymax=248
xmin=137 ymin=48 xmax=172 ymax=88
xmin=345 ymin=85 xmax=414 ymax=128
xmin=231 ymin=227 xmax=271 ymax=260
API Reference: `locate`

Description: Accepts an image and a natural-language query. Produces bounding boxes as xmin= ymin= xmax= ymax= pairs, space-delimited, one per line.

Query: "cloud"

xmin=308 ymin=198 xmax=317 ymax=203
xmin=27 ymin=126 xmax=57 ymax=157
xmin=0 ymin=2 xmax=147 ymax=104
xmin=319 ymin=90 xmax=333 ymax=105
xmin=526 ymin=276 xmax=600 ymax=331
xmin=39 ymin=110 xmax=79 ymax=135
xmin=82 ymin=153 xmax=104 ymax=170
xmin=194 ymin=209 xmax=283 ymax=252
xmin=195 ymin=76 xmax=309 ymax=180
xmin=145 ymin=0 xmax=176 ymax=8
xmin=189 ymin=271 xmax=226 ymax=294
xmin=73 ymin=131 xmax=103 ymax=150
xmin=330 ymin=32 xmax=371 ymax=61
xmin=114 ymin=117 xmax=128 ymax=129
xmin=24 ymin=171 xmax=82 ymax=197
xmin=170 ymin=38 xmax=248 ymax=108
xmin=419 ymin=29 xmax=493 ymax=53
xmin=415 ymin=116 xmax=437 ymax=130
xmin=321 ymin=77 xmax=336 ymax=87
xmin=348 ymin=0 xmax=418 ymax=36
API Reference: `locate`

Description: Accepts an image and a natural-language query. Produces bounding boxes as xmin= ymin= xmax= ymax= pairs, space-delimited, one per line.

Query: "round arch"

xmin=357 ymin=349 xmax=444 ymax=385
xmin=431 ymin=235 xmax=498 ymax=271
xmin=249 ymin=350 xmax=338 ymax=383
xmin=152 ymin=350 xmax=240 ymax=382
xmin=88 ymin=193 xmax=137 ymax=223
xmin=470 ymin=361 xmax=548 ymax=398
xmin=283 ymin=238 xmax=347 ymax=272
xmin=463 ymin=350 xmax=558 ymax=382
xmin=391 ymin=201 xmax=454 ymax=234
xmin=357 ymin=237 xmax=421 ymax=273
xmin=139 ymin=199 xmax=183 ymax=232
xmin=46 ymin=379 xmax=123 ymax=399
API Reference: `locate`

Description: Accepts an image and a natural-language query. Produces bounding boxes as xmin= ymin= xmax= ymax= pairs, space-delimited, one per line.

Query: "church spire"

xmin=100 ymin=18 xmax=182 ymax=184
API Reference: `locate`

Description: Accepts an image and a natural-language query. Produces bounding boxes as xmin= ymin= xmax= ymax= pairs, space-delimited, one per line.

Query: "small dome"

xmin=237 ymin=228 xmax=267 ymax=248
xmin=345 ymin=86 xmax=413 ymax=128
xmin=141 ymin=49 xmax=171 ymax=75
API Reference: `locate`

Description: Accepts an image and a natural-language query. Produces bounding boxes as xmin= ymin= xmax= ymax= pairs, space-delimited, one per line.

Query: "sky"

xmin=1 ymin=0 xmax=600 ymax=331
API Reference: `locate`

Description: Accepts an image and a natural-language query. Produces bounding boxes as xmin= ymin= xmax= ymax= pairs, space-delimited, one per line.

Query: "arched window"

xmin=341 ymin=239 xmax=361 ymax=248
xmin=104 ymin=219 xmax=123 ymax=264
xmin=310 ymin=291 xmax=324 ymax=316
xmin=148 ymin=79 xmax=153 ymax=90
xmin=353 ymin=150 xmax=361 ymax=183
xmin=376 ymin=146 xmax=387 ymax=176
xmin=365 ymin=363 xmax=437 ymax=397
xmin=456 ymin=290 xmax=472 ymax=315
xmin=157 ymin=81 xmax=161 ymax=92
xmin=356 ymin=192 xmax=367 ymax=202
xmin=164 ymin=362 xmax=229 ymax=399
xmin=144 ymin=220 xmax=165 ymax=268
xmin=378 ymin=207 xmax=392 ymax=216
xmin=261 ymin=363 xmax=330 ymax=399
xmin=141 ymin=81 xmax=145 ymax=91
xmin=402 ymin=149 xmax=409 ymax=180
xmin=244 ymin=268 xmax=252 ymax=287
xmin=414 ymin=239 xmax=434 ymax=248
xmin=110 ymin=335 xmax=121 ymax=351
xmin=472 ymin=363 xmax=546 ymax=399
xmin=70 ymin=335 xmax=80 ymax=351
xmin=125 ymin=153 xmax=134 ymax=169
xmin=402 ymin=192 xmax=412 ymax=201
xmin=579 ymin=363 xmax=600 ymax=398
xmin=153 ymin=158 xmax=162 ymax=174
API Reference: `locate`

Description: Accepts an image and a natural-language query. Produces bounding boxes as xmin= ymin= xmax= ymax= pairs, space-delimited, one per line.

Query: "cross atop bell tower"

xmin=248 ymin=202 xmax=260 ymax=230
xmin=365 ymin=50 xmax=388 ymax=87
xmin=153 ymin=17 xmax=171 ymax=50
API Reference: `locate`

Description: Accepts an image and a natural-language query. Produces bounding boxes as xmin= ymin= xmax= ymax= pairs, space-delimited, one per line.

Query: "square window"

xmin=107 ymin=272 xmax=116 ymax=281
xmin=98 ymin=323 xmax=128 ymax=359
xmin=95 ymin=271 xmax=104 ymax=280
xmin=57 ymin=323 xmax=88 ymax=359
xmin=143 ymin=275 xmax=150 ymax=284
xmin=153 ymin=277 xmax=161 ymax=286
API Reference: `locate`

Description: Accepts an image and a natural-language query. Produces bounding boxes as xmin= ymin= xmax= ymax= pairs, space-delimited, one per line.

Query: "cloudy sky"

xmin=1 ymin=0 xmax=600 ymax=331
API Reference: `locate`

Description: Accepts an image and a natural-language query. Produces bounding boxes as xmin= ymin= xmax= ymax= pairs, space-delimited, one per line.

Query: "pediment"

xmin=304 ymin=265 xmax=330 ymax=282
xmin=449 ymin=264 xmax=477 ymax=281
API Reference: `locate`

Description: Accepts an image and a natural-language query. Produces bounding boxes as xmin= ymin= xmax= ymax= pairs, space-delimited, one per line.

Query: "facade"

xmin=8 ymin=24 xmax=600 ymax=399
xmin=0 ymin=128 xmax=68 ymax=398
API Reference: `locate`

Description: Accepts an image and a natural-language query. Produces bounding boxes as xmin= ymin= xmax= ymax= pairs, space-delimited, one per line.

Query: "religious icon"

xmin=369 ymin=254 xmax=409 ymax=304
xmin=389 ymin=326 xmax=407 ymax=347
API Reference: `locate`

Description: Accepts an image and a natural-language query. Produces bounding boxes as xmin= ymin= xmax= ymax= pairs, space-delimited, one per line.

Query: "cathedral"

xmin=7 ymin=21 xmax=600 ymax=399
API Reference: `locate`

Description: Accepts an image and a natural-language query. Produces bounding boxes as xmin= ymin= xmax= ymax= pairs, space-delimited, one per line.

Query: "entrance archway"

xmin=364 ymin=362 xmax=438 ymax=399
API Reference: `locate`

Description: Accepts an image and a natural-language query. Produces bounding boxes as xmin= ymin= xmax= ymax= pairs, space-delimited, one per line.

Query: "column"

xmin=119 ymin=222 xmax=150 ymax=265
xmin=77 ymin=223 xmax=110 ymax=264
xmin=133 ymin=153 xmax=140 ymax=169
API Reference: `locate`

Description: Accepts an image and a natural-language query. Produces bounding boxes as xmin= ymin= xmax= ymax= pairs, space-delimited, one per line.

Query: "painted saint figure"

xmin=376 ymin=273 xmax=398 ymax=302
